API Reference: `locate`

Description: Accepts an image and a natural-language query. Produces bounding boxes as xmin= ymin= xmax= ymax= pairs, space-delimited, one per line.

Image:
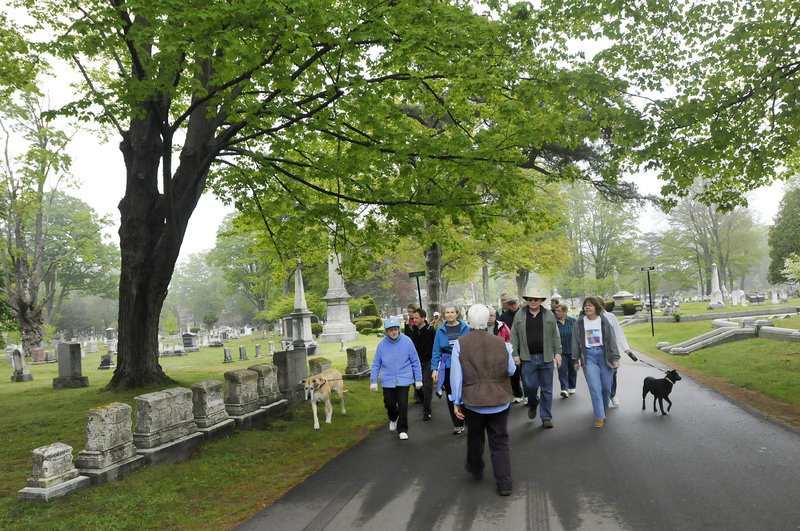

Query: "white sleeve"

xmin=606 ymin=312 xmax=630 ymax=352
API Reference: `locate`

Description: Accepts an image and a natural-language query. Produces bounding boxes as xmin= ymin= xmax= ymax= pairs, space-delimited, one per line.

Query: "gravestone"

xmin=771 ymin=290 xmax=779 ymax=305
xmin=53 ymin=343 xmax=89 ymax=389
xmin=133 ymin=388 xmax=202 ymax=464
xmin=86 ymin=341 xmax=98 ymax=354
xmin=308 ymin=357 xmax=331 ymax=376
xmin=238 ymin=345 xmax=249 ymax=361
xmin=268 ymin=341 xmax=275 ymax=355
xmin=343 ymin=346 xmax=370 ymax=379
xmin=173 ymin=343 xmax=186 ymax=356
xmin=320 ymin=253 xmax=360 ymax=343
xmin=181 ymin=333 xmax=199 ymax=353
xmin=247 ymin=364 xmax=283 ymax=406
xmin=288 ymin=264 xmax=319 ymax=355
xmin=44 ymin=350 xmax=56 ymax=363
xmin=223 ymin=369 xmax=260 ymax=417
xmin=223 ymin=347 xmax=233 ymax=363
xmin=18 ymin=443 xmax=90 ymax=501
xmin=75 ymin=402 xmax=144 ymax=485
xmin=273 ymin=347 xmax=308 ymax=406
xmin=11 ymin=349 xmax=33 ymax=382
xmin=254 ymin=344 xmax=263 ymax=358
xmin=191 ymin=380 xmax=235 ymax=440
xmin=707 ymin=263 xmax=726 ymax=310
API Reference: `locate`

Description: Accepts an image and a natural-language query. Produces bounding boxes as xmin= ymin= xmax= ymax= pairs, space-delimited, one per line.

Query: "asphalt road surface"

xmin=237 ymin=352 xmax=800 ymax=530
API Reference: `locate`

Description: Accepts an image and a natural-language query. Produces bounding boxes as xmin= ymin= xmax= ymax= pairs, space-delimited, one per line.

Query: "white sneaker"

xmin=389 ymin=420 xmax=397 ymax=431
xmin=560 ymin=390 xmax=569 ymax=398
xmin=523 ymin=397 xmax=529 ymax=405
xmin=568 ymin=389 xmax=576 ymax=395
xmin=611 ymin=397 xmax=620 ymax=407
xmin=398 ymin=432 xmax=408 ymax=440
xmin=512 ymin=397 xmax=522 ymax=403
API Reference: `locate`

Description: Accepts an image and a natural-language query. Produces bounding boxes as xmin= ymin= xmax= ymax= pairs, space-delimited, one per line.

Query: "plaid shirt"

xmin=556 ymin=315 xmax=575 ymax=357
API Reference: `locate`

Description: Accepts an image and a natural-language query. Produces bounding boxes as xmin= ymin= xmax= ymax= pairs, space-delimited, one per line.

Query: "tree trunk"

xmin=516 ymin=269 xmax=529 ymax=297
xmin=424 ymin=238 xmax=442 ymax=318
xmin=18 ymin=302 xmax=44 ymax=357
xmin=482 ymin=265 xmax=490 ymax=304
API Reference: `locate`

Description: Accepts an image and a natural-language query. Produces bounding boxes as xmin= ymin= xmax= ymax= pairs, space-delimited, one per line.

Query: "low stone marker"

xmin=343 ymin=345 xmax=370 ymax=380
xmin=75 ymin=402 xmax=145 ymax=485
xmin=308 ymin=357 xmax=331 ymax=376
xmin=254 ymin=344 xmax=263 ymax=358
xmin=273 ymin=348 xmax=308 ymax=406
xmin=191 ymin=380 xmax=235 ymax=440
xmin=224 ymin=369 xmax=260 ymax=417
xmin=223 ymin=347 xmax=233 ymax=363
xmin=31 ymin=347 xmax=46 ymax=364
xmin=44 ymin=350 xmax=56 ymax=363
xmin=11 ymin=349 xmax=33 ymax=382
xmin=238 ymin=345 xmax=249 ymax=361
xmin=133 ymin=387 xmax=202 ymax=465
xmin=85 ymin=341 xmax=98 ymax=354
xmin=248 ymin=364 xmax=283 ymax=407
xmin=53 ymin=343 xmax=89 ymax=389
xmin=268 ymin=341 xmax=275 ymax=355
xmin=18 ymin=443 xmax=90 ymax=501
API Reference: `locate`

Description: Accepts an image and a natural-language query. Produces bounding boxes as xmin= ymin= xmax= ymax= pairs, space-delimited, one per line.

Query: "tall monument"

xmin=320 ymin=253 xmax=360 ymax=343
xmin=289 ymin=263 xmax=319 ymax=355
xmin=707 ymin=263 xmax=726 ymax=310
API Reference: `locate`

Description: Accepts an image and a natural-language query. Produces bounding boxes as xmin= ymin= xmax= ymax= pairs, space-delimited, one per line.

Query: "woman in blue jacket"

xmin=370 ymin=317 xmax=423 ymax=440
xmin=431 ymin=304 xmax=470 ymax=434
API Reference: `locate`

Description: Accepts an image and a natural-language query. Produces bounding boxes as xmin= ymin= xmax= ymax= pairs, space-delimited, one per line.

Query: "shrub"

xmin=352 ymin=316 xmax=382 ymax=329
xmin=361 ymin=295 xmax=381 ymax=317
xmin=353 ymin=320 xmax=374 ymax=332
xmin=190 ymin=327 xmax=201 ymax=333
xmin=311 ymin=322 xmax=323 ymax=336
xmin=621 ymin=302 xmax=637 ymax=316
xmin=672 ymin=312 xmax=682 ymax=322
xmin=360 ymin=328 xmax=375 ymax=335
xmin=604 ymin=300 xmax=615 ymax=313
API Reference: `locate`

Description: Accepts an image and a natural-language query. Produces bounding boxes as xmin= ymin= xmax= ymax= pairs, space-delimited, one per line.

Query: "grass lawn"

xmin=0 ymin=334 xmax=389 ymax=530
xmin=667 ymin=298 xmax=799 ymax=316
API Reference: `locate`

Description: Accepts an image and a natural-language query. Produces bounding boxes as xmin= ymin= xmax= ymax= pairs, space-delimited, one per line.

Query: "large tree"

xmin=585 ymin=0 xmax=800 ymax=208
xmin=768 ymin=184 xmax=800 ymax=284
xmin=23 ymin=1 xmax=645 ymax=389
xmin=0 ymin=90 xmax=72 ymax=357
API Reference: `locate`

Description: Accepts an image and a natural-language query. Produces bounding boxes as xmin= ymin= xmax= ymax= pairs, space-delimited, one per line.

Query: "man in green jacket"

xmin=510 ymin=288 xmax=562 ymax=428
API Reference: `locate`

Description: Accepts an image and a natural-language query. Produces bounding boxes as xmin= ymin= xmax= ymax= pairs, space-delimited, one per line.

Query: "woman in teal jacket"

xmin=431 ymin=304 xmax=470 ymax=434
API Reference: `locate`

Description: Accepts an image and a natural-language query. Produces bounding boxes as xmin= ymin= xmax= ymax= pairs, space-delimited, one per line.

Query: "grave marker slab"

xmin=18 ymin=443 xmax=90 ymax=501
xmin=53 ymin=343 xmax=89 ymax=388
xmin=75 ymin=402 xmax=145 ymax=485
xmin=133 ymin=388 xmax=202 ymax=464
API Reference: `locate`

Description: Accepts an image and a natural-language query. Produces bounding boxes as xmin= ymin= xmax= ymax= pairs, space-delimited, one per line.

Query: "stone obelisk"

xmin=320 ymin=253 xmax=360 ymax=343
xmin=289 ymin=263 xmax=319 ymax=355
xmin=707 ymin=263 xmax=726 ymax=310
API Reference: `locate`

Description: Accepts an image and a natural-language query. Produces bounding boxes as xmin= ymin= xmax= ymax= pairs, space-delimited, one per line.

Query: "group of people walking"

xmin=369 ymin=291 xmax=634 ymax=496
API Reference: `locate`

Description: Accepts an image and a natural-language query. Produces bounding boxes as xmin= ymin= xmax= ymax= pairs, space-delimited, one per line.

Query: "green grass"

xmin=0 ymin=334 xmax=389 ymax=530
xmin=664 ymin=298 xmax=799 ymax=316
xmin=625 ymin=318 xmax=800 ymax=407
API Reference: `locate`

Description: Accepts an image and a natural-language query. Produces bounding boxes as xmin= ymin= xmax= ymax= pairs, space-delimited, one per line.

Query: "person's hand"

xmin=415 ymin=381 xmax=422 ymax=390
xmin=453 ymin=404 xmax=465 ymax=420
xmin=574 ymin=362 xmax=581 ymax=372
xmin=613 ymin=361 xmax=620 ymax=369
xmin=555 ymin=353 xmax=562 ymax=368
xmin=432 ymin=370 xmax=439 ymax=383
xmin=370 ymin=383 xmax=378 ymax=392
xmin=513 ymin=355 xmax=520 ymax=367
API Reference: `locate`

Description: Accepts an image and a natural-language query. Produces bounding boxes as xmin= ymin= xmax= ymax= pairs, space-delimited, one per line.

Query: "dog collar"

xmin=665 ymin=377 xmax=674 ymax=385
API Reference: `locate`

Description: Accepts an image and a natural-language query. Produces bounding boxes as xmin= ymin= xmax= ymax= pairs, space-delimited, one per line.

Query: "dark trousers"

xmin=420 ymin=360 xmax=433 ymax=415
xmin=611 ymin=368 xmax=618 ymax=397
xmin=442 ymin=368 xmax=464 ymax=428
xmin=382 ymin=386 xmax=410 ymax=434
xmin=511 ymin=364 xmax=524 ymax=398
xmin=558 ymin=353 xmax=578 ymax=391
xmin=464 ymin=406 xmax=511 ymax=490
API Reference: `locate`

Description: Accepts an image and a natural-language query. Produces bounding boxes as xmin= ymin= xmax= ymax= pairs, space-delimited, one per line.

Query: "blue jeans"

xmin=558 ymin=352 xmax=578 ymax=391
xmin=520 ymin=354 xmax=554 ymax=420
xmin=583 ymin=346 xmax=614 ymax=420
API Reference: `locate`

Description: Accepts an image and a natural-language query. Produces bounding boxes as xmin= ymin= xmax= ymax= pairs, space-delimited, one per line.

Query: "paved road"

xmin=238 ymin=353 xmax=800 ymax=530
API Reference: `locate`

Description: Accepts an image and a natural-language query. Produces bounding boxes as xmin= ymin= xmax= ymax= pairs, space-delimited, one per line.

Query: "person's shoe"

xmin=523 ymin=397 xmax=528 ymax=405
xmin=568 ymin=388 xmax=576 ymax=395
xmin=611 ymin=396 xmax=620 ymax=407
xmin=560 ymin=390 xmax=569 ymax=398
xmin=594 ymin=419 xmax=605 ymax=428
xmin=542 ymin=419 xmax=553 ymax=429
xmin=453 ymin=426 xmax=465 ymax=435
xmin=512 ymin=397 xmax=523 ymax=403
xmin=422 ymin=413 xmax=432 ymax=421
xmin=527 ymin=405 xmax=537 ymax=419
xmin=435 ymin=389 xmax=443 ymax=399
xmin=497 ymin=486 xmax=512 ymax=496
xmin=389 ymin=420 xmax=397 ymax=431
xmin=398 ymin=432 xmax=408 ymax=440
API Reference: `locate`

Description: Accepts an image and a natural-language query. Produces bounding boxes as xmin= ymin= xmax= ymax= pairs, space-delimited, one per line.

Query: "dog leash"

xmin=627 ymin=351 xmax=668 ymax=374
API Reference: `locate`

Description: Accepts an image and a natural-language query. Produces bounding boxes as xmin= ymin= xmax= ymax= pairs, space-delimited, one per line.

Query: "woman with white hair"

xmin=449 ymin=304 xmax=517 ymax=496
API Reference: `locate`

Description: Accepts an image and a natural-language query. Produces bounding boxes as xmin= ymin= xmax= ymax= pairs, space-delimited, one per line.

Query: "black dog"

xmin=642 ymin=369 xmax=682 ymax=415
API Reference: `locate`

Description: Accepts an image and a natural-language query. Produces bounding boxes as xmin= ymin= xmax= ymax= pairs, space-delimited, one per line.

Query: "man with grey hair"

xmin=449 ymin=304 xmax=516 ymax=496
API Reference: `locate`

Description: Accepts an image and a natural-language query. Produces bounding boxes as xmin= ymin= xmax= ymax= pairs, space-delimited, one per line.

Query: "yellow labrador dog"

xmin=302 ymin=368 xmax=346 ymax=430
